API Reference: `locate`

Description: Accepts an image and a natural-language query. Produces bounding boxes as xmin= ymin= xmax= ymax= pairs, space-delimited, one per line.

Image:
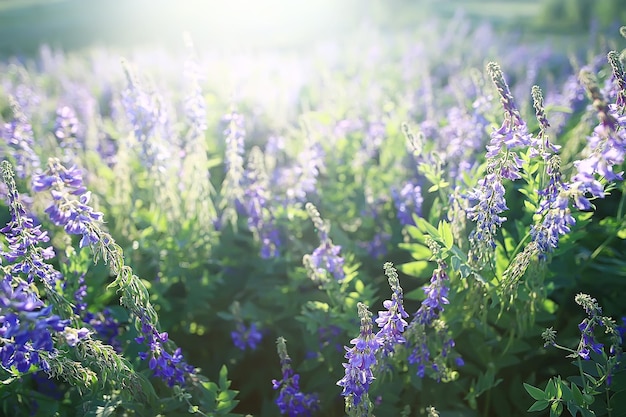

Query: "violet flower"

xmin=392 ymin=182 xmax=423 ymax=226
xmin=568 ymin=68 xmax=626 ymax=211
xmin=243 ymin=147 xmax=281 ymax=258
xmin=135 ymin=318 xmax=196 ymax=387
xmin=375 ymin=262 xmax=409 ymax=356
xmin=0 ymin=278 xmax=68 ymax=373
xmin=337 ymin=302 xmax=381 ymax=414
xmin=271 ymin=337 xmax=319 ymax=417
xmin=414 ymin=261 xmax=450 ymax=326
xmin=120 ymin=61 xmax=169 ymax=171
xmin=231 ymin=322 xmax=263 ymax=351
xmin=219 ymin=109 xmax=246 ymax=227
xmin=304 ymin=203 xmax=345 ymax=282
xmin=32 ymin=158 xmax=103 ymax=248
xmin=466 ymin=63 xmax=538 ymax=265
xmin=53 ymin=105 xmax=80 ymax=163
xmin=2 ymin=97 xmax=40 ymax=179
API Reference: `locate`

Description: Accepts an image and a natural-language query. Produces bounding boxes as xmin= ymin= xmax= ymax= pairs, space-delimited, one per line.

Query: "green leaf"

xmin=405 ymin=225 xmax=426 ymax=242
xmin=571 ymin=382 xmax=585 ymax=406
xmin=546 ymin=378 xmax=557 ymax=398
xmin=398 ymin=242 xmax=432 ymax=260
xmin=525 ymin=383 xmax=548 ymax=401
xmin=398 ymin=260 xmax=431 ymax=277
xmin=413 ymin=216 xmax=440 ymax=238
xmin=405 ymin=286 xmax=426 ymax=301
xmin=528 ymin=400 xmax=550 ymax=412
xmin=218 ymin=365 xmax=230 ymax=390
xmin=550 ymin=400 xmax=564 ymax=417
xmin=438 ymin=220 xmax=453 ymax=249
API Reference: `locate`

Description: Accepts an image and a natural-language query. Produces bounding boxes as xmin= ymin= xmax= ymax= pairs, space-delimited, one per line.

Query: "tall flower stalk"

xmin=375 ymin=262 xmax=409 ymax=356
xmin=303 ymin=202 xmax=345 ymax=283
xmin=466 ymin=62 xmax=535 ymax=268
xmin=271 ymin=337 xmax=319 ymax=417
xmin=31 ymin=158 xmax=197 ymax=389
xmin=337 ymin=302 xmax=380 ymax=417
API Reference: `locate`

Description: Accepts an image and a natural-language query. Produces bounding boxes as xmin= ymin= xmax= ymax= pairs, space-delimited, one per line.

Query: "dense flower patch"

xmin=0 ymin=16 xmax=625 ymax=417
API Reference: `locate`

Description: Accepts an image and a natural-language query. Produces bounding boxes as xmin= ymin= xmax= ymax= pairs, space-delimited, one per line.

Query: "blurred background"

xmin=0 ymin=0 xmax=624 ymax=58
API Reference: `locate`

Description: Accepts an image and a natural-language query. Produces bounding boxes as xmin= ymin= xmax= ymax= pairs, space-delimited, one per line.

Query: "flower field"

xmin=1 ymin=5 xmax=625 ymax=417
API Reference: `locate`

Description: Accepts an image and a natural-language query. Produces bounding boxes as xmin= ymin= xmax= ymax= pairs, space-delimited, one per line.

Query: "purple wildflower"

xmin=466 ymin=63 xmax=539 ymax=265
xmin=135 ymin=318 xmax=196 ymax=387
xmin=271 ymin=337 xmax=319 ymax=417
xmin=531 ymin=85 xmax=561 ymax=159
xmin=243 ymin=147 xmax=281 ymax=258
xmin=32 ymin=158 xmax=104 ymax=248
xmin=527 ymin=155 xmax=576 ymax=254
xmin=304 ymin=203 xmax=345 ymax=282
xmin=337 ymin=303 xmax=381 ymax=413
xmin=414 ymin=261 xmax=450 ymax=326
xmin=219 ymin=109 xmax=246 ymax=226
xmin=72 ymin=274 xmax=122 ymax=351
xmin=568 ymin=68 xmax=626 ymax=210
xmin=466 ymin=173 xmax=508 ymax=253
xmin=392 ymin=182 xmax=423 ymax=226
xmin=1 ymin=162 xmax=59 ymax=285
xmin=0 ymin=162 xmax=70 ymax=372
xmin=375 ymin=263 xmax=409 ymax=356
xmin=53 ymin=105 xmax=80 ymax=163
xmin=571 ymin=294 xmax=623 ymax=363
xmin=276 ymin=140 xmax=325 ymax=204
xmin=2 ymin=97 xmax=40 ymax=179
xmin=231 ymin=322 xmax=263 ymax=351
xmin=485 ymin=62 xmax=535 ymax=159
xmin=0 ymin=278 xmax=69 ymax=373
xmin=120 ymin=61 xmax=169 ymax=170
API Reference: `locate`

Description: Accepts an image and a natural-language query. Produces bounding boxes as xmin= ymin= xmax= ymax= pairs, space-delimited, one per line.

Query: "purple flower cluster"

xmin=568 ymin=68 xmax=626 ymax=211
xmin=407 ymin=329 xmax=460 ymax=380
xmin=1 ymin=163 xmax=60 ymax=285
xmin=72 ymin=274 xmax=122 ymax=352
xmin=53 ymin=105 xmax=80 ymax=163
xmin=219 ymin=109 xmax=247 ymax=224
xmin=120 ymin=62 xmax=169 ymax=170
xmin=0 ymin=277 xmax=68 ymax=373
xmin=305 ymin=203 xmax=345 ymax=282
xmin=392 ymin=182 xmax=423 ymax=226
xmin=574 ymin=293 xmax=623 ymax=360
xmin=466 ymin=63 xmax=539 ymax=263
xmin=466 ymin=173 xmax=508 ymax=252
xmin=272 ymin=337 xmax=319 ymax=417
xmin=375 ymin=262 xmax=409 ymax=356
xmin=414 ymin=260 xmax=450 ymax=326
xmin=2 ymin=97 xmax=40 ymax=179
xmin=135 ymin=318 xmax=195 ymax=387
xmin=32 ymin=159 xmax=104 ymax=248
xmin=337 ymin=302 xmax=381 ymax=412
xmin=530 ymin=156 xmax=575 ymax=254
xmin=275 ymin=140 xmax=325 ymax=204
xmin=404 ymin=242 xmax=463 ymax=380
xmin=0 ymin=161 xmax=85 ymax=373
xmin=484 ymin=62 xmax=535 ymax=159
xmin=243 ymin=147 xmax=281 ymax=258
xmin=231 ymin=322 xmax=263 ymax=351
